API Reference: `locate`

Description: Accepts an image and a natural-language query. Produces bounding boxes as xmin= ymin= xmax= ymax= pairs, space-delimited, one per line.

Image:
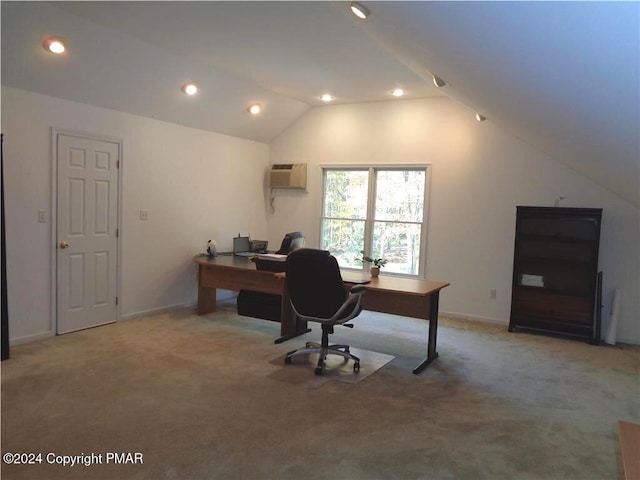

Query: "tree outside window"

xmin=321 ymin=167 xmax=429 ymax=276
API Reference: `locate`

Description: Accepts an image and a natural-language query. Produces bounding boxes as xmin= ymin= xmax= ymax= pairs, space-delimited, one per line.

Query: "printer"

xmin=249 ymin=240 xmax=268 ymax=253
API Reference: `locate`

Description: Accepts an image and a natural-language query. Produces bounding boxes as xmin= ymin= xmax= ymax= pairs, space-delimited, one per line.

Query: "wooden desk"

xmin=193 ymin=255 xmax=310 ymax=343
xmin=344 ymin=275 xmax=450 ymax=374
xmin=618 ymin=421 xmax=640 ymax=480
xmin=193 ymin=255 xmax=449 ymax=373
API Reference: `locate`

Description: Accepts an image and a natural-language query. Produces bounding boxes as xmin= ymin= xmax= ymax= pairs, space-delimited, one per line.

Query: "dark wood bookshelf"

xmin=508 ymin=206 xmax=603 ymax=344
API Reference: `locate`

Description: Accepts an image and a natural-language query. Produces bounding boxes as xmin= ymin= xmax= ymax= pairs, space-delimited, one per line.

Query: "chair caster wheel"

xmin=353 ymin=362 xmax=360 ymax=372
xmin=284 ymin=356 xmax=292 ymax=364
xmin=314 ymin=366 xmax=324 ymax=375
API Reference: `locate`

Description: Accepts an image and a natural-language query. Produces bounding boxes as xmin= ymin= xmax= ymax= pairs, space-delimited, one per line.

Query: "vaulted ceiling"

xmin=2 ymin=1 xmax=638 ymax=205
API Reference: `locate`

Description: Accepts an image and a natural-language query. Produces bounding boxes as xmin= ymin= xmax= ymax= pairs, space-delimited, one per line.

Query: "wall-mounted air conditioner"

xmin=268 ymin=163 xmax=307 ymax=189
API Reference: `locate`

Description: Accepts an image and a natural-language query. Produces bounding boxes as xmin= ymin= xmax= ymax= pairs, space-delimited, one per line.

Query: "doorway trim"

xmin=50 ymin=128 xmax=124 ymax=334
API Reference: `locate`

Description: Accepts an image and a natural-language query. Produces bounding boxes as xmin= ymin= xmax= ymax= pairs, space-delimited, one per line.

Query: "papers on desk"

xmin=255 ymin=254 xmax=287 ymax=262
xmin=521 ymin=274 xmax=544 ymax=287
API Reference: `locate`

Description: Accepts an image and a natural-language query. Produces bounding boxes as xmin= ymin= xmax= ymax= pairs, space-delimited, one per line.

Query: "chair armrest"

xmin=331 ymin=286 xmax=366 ymax=322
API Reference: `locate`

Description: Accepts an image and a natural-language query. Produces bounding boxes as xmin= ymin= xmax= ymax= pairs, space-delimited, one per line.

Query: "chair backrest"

xmin=276 ymin=232 xmax=305 ymax=255
xmin=286 ymin=249 xmax=347 ymax=319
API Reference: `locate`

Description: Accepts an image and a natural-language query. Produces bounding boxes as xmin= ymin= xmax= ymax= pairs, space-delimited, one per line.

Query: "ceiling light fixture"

xmin=350 ymin=2 xmax=369 ymax=19
xmin=390 ymin=88 xmax=405 ymax=97
xmin=475 ymin=113 xmax=486 ymax=122
xmin=182 ymin=83 xmax=198 ymax=95
xmin=43 ymin=36 xmax=66 ymax=54
xmin=432 ymin=75 xmax=446 ymax=87
xmin=248 ymin=104 xmax=261 ymax=115
xmin=320 ymin=94 xmax=334 ymax=102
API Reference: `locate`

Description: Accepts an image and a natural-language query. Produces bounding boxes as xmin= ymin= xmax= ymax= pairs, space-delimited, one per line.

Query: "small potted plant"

xmin=360 ymin=251 xmax=387 ymax=277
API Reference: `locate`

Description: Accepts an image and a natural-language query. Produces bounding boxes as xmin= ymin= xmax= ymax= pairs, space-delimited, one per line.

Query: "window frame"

xmin=320 ymin=164 xmax=431 ymax=278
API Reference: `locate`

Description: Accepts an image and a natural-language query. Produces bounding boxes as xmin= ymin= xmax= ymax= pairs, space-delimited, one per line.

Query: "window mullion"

xmin=363 ymin=167 xmax=376 ymax=258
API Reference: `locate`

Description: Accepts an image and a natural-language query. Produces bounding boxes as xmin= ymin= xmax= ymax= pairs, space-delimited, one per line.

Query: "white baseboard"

xmin=216 ymin=290 xmax=238 ymax=302
xmin=9 ymin=302 xmax=206 ymax=346
xmin=121 ymin=292 xmax=237 ymax=321
xmin=10 ymin=330 xmax=55 ymax=347
xmin=121 ymin=303 xmax=192 ymax=321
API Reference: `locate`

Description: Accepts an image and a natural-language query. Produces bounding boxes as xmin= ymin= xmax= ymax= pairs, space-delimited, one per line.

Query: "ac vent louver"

xmin=269 ymin=163 xmax=307 ymax=189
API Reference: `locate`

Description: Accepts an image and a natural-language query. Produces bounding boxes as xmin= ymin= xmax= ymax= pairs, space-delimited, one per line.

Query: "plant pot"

xmin=370 ymin=267 xmax=380 ymax=277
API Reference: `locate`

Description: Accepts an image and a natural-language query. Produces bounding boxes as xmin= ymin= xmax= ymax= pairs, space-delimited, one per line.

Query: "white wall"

xmin=2 ymin=87 xmax=269 ymax=344
xmin=269 ymin=98 xmax=640 ymax=345
xmin=3 ymin=88 xmax=638 ymax=345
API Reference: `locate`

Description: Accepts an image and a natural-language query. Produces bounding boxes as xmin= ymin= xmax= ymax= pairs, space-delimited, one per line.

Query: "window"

xmin=321 ymin=166 xmax=429 ymax=276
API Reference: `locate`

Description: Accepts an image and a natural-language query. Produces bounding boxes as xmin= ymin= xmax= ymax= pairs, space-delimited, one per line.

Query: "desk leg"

xmin=413 ymin=291 xmax=440 ymax=374
xmin=275 ymin=281 xmax=310 ymax=344
xmin=197 ymin=285 xmax=217 ymax=315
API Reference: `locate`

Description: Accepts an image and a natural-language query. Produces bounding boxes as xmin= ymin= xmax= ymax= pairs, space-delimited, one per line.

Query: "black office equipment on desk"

xmin=237 ymin=232 xmax=305 ymax=322
xmin=250 ymin=239 xmax=268 ymax=253
xmin=232 ymin=235 xmax=269 ymax=256
xmin=275 ymin=232 xmax=305 ymax=254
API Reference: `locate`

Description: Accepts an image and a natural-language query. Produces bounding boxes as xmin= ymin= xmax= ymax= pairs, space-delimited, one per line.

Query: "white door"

xmin=56 ymin=133 xmax=120 ymax=334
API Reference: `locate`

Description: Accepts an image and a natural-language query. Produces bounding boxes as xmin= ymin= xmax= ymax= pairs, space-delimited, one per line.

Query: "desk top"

xmin=193 ymin=255 xmax=449 ymax=296
xmin=193 ymin=254 xmax=256 ymax=269
xmin=350 ymin=275 xmax=449 ymax=296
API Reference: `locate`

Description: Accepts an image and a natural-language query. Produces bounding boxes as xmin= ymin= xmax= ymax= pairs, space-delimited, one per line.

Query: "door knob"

xmin=59 ymin=241 xmax=70 ymax=249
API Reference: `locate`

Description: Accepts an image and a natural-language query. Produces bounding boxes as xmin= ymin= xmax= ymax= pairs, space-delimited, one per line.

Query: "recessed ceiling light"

xmin=43 ymin=36 xmax=66 ymax=54
xmin=432 ymin=75 xmax=446 ymax=88
xmin=320 ymin=94 xmax=334 ymax=102
xmin=248 ymin=104 xmax=261 ymax=115
xmin=182 ymin=83 xmax=198 ymax=95
xmin=390 ymin=88 xmax=405 ymax=97
xmin=475 ymin=113 xmax=486 ymax=122
xmin=350 ymin=2 xmax=369 ymax=19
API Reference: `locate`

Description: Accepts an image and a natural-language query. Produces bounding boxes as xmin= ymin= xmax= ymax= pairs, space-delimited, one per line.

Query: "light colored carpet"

xmin=1 ymin=300 xmax=639 ymax=480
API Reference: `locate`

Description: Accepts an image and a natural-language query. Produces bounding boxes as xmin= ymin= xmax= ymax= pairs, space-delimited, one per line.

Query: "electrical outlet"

xmin=490 ymin=289 xmax=497 ymax=299
xmin=139 ymin=209 xmax=149 ymax=221
xmin=38 ymin=210 xmax=47 ymax=223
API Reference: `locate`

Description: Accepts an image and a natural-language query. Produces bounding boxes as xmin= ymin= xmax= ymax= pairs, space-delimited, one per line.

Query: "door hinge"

xmin=115 ymin=296 xmax=119 ymax=305
xmin=116 ymin=228 xmax=119 ymax=238
xmin=116 ymin=160 xmax=120 ymax=169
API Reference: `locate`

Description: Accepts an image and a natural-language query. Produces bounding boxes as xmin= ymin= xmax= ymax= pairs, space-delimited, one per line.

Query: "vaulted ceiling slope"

xmin=2 ymin=1 xmax=638 ymax=206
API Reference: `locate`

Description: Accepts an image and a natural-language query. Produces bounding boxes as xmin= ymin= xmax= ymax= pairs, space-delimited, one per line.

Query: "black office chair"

xmin=276 ymin=232 xmax=305 ymax=255
xmin=284 ymin=248 xmax=366 ymax=375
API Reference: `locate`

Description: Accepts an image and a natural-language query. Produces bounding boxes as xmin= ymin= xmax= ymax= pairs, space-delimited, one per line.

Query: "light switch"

xmin=139 ymin=209 xmax=149 ymax=221
xmin=38 ymin=210 xmax=47 ymax=223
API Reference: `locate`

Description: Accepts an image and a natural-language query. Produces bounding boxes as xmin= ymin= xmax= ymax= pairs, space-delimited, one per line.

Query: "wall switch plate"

xmin=38 ymin=210 xmax=47 ymax=223
xmin=139 ymin=209 xmax=149 ymax=221
xmin=490 ymin=289 xmax=497 ymax=299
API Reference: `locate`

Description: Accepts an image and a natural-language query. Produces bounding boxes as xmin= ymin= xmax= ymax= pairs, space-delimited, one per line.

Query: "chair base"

xmin=285 ymin=341 xmax=360 ymax=375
